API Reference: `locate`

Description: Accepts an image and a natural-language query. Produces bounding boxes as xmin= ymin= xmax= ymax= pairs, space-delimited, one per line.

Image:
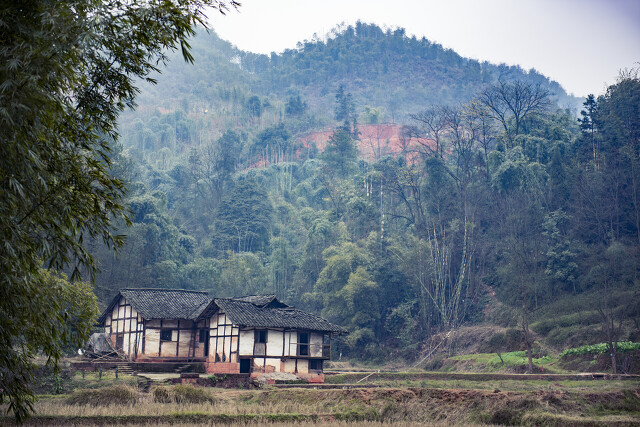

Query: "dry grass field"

xmin=1 ymin=373 xmax=639 ymax=426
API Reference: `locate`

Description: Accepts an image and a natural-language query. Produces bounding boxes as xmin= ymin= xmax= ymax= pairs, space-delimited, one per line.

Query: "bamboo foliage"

xmin=420 ymin=219 xmax=471 ymax=332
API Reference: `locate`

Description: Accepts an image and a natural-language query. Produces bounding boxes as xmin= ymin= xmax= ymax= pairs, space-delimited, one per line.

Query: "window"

xmin=254 ymin=330 xmax=267 ymax=356
xmin=309 ymin=359 xmax=322 ymax=371
xmin=298 ymin=332 xmax=309 ymax=356
xmin=199 ymin=329 xmax=207 ymax=343
xmin=160 ymin=329 xmax=172 ymax=341
xmin=255 ymin=330 xmax=267 ymax=343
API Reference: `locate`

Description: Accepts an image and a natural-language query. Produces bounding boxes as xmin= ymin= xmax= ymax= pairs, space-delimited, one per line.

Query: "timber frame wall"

xmin=104 ymin=296 xmax=207 ymax=360
xmin=104 ymin=300 xmax=330 ymax=376
xmin=103 ymin=296 xmax=144 ymax=359
xmin=206 ymin=310 xmax=329 ymax=376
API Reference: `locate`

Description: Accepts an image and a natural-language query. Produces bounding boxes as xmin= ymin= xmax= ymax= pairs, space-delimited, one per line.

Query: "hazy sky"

xmin=208 ymin=0 xmax=640 ymax=97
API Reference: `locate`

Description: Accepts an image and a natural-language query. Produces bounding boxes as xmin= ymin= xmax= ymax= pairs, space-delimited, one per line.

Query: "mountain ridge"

xmin=127 ymin=21 xmax=581 ymax=132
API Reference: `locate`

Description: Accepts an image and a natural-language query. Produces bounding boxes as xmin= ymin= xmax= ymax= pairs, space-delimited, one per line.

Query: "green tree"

xmin=246 ymin=95 xmax=262 ymax=119
xmin=321 ymin=124 xmax=358 ymax=176
xmin=0 ymin=0 xmax=238 ymax=421
xmin=220 ymin=252 xmax=272 ymax=297
xmin=212 ymin=178 xmax=274 ymax=253
xmin=577 ymin=94 xmax=600 ymax=167
xmin=285 ymin=94 xmax=308 ymax=117
xmin=361 ymin=106 xmax=383 ymax=124
xmin=254 ymin=123 xmax=293 ymax=164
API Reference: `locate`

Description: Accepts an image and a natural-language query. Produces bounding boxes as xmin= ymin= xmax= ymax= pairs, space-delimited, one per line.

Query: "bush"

xmin=504 ymin=328 xmax=525 ymax=350
xmin=66 ymin=385 xmax=141 ymax=406
xmin=32 ymin=365 xmax=73 ymax=394
xmin=173 ymin=384 xmax=214 ymax=404
xmin=153 ymin=386 xmax=172 ymax=403
xmin=560 ymin=342 xmax=640 ymax=357
xmin=531 ymin=311 xmax=601 ymax=336
xmin=153 ymin=385 xmax=215 ymax=404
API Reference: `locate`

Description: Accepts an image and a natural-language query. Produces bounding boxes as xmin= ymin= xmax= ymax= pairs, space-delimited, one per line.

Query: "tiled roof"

xmin=211 ymin=298 xmax=346 ymax=333
xmin=233 ymin=295 xmax=278 ymax=306
xmin=232 ymin=294 xmax=290 ymax=308
xmin=97 ymin=288 xmax=211 ymax=324
xmin=97 ymin=289 xmax=346 ymax=334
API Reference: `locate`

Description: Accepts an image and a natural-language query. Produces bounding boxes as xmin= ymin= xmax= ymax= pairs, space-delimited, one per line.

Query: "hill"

xmin=95 ymin=22 xmax=640 ymax=372
xmin=122 ymin=22 xmax=580 ymax=134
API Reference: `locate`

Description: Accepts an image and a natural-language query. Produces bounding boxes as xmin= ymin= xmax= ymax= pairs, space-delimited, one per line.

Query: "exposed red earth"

xmin=298 ymin=123 xmax=435 ymax=163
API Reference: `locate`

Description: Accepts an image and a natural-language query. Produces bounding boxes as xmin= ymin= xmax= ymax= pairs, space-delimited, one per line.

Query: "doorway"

xmin=240 ymin=358 xmax=251 ymax=374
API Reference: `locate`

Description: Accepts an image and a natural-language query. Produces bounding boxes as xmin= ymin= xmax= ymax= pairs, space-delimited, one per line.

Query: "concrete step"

xmin=114 ymin=362 xmax=134 ymax=375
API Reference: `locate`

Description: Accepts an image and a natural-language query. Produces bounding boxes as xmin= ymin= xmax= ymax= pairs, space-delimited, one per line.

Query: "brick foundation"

xmin=249 ymin=372 xmax=325 ymax=384
xmin=300 ymin=373 xmax=325 ymax=383
xmin=168 ymin=373 xmax=253 ymax=388
xmin=205 ymin=362 xmax=240 ymax=374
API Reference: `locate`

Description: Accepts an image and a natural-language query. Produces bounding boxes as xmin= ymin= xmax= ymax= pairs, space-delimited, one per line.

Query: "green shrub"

xmin=207 ymin=374 xmax=227 ymax=383
xmin=560 ymin=342 xmax=640 ymax=357
xmin=532 ymin=311 xmax=601 ymax=335
xmin=66 ymin=385 xmax=141 ymax=406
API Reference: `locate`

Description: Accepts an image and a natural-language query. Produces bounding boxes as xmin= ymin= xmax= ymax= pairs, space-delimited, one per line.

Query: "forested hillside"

xmin=92 ymin=23 xmax=639 ymax=364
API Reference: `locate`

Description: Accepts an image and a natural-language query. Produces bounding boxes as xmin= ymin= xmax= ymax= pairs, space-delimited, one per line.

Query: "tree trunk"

xmin=609 ymin=340 xmax=618 ymax=375
xmin=522 ymin=302 xmax=534 ymax=373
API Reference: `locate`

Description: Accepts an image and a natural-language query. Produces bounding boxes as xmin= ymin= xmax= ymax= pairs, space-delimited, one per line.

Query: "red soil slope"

xmin=298 ymin=123 xmax=434 ymax=162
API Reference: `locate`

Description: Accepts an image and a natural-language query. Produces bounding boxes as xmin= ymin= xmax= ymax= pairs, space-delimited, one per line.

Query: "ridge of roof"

xmin=234 ymin=294 xmax=277 ymax=299
xmin=120 ymin=288 xmax=209 ymax=294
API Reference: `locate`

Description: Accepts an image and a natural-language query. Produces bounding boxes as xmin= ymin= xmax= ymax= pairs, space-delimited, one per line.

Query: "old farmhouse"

xmin=97 ymin=289 xmax=345 ymax=381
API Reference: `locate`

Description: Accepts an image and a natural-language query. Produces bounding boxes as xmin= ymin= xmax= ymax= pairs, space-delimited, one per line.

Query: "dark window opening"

xmin=299 ymin=332 xmax=309 ymax=356
xmin=160 ymin=329 xmax=172 ymax=341
xmin=199 ymin=329 xmax=207 ymax=343
xmin=309 ymin=359 xmax=323 ymax=371
xmin=240 ymin=358 xmax=251 ymax=373
xmin=115 ymin=334 xmax=124 ymax=349
xmin=255 ymin=329 xmax=267 ymax=343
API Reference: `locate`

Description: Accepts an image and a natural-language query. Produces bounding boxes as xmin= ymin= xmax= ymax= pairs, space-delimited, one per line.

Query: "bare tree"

xmin=410 ymin=106 xmax=449 ymax=158
xmin=463 ymin=101 xmax=498 ymax=180
xmin=478 ymin=80 xmax=551 ymax=147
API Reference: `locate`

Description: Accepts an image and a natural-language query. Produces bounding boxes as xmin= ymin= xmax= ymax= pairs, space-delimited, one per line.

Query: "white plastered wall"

xmin=310 ymin=332 xmax=323 ymax=357
xmin=265 ymin=357 xmax=280 ymax=371
xmin=297 ymin=359 xmax=309 ymax=374
xmin=266 ymin=330 xmax=283 ymax=357
xmin=145 ymin=327 xmax=161 ymax=357
xmin=283 ymin=359 xmax=296 ymax=373
xmin=239 ymin=329 xmax=254 ymax=356
xmin=287 ymin=331 xmax=298 ymax=356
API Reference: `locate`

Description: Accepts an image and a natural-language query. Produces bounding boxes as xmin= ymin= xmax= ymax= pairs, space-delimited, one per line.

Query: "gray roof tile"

xmin=212 ymin=298 xmax=346 ymax=333
xmin=98 ymin=289 xmax=345 ymax=334
xmin=98 ymin=288 xmax=211 ymax=323
xmin=233 ymin=295 xmax=278 ymax=306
